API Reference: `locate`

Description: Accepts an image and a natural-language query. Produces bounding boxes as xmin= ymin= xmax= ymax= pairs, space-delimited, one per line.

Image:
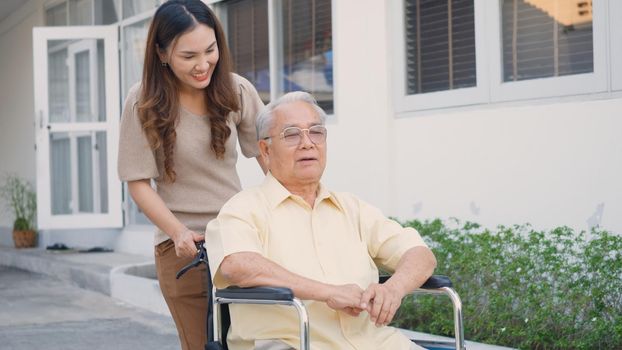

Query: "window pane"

xmin=281 ymin=0 xmax=333 ymax=113
xmin=96 ymin=132 xmax=108 ymax=213
xmin=94 ymin=0 xmax=120 ymax=24
xmin=77 ymin=136 xmax=94 ymax=212
xmin=121 ymin=17 xmax=152 ymax=225
xmin=75 ymin=51 xmax=92 ymax=122
xmin=50 ymin=132 xmax=108 ymax=215
xmin=48 ymin=39 xmax=106 ymax=123
xmin=222 ymin=0 xmax=334 ymax=112
xmin=225 ymin=0 xmax=271 ymax=103
xmin=46 ymin=3 xmax=68 ymax=26
xmin=50 ymin=134 xmax=72 ymax=215
xmin=69 ymin=0 xmax=93 ymax=25
xmin=123 ymin=0 xmax=159 ymax=19
xmin=405 ymin=0 xmax=476 ymax=95
xmin=122 ymin=18 xmax=151 ymax=96
xmin=48 ymin=44 xmax=70 ymax=123
xmin=48 ymin=39 xmax=107 ymax=123
xmin=502 ymin=0 xmax=593 ymax=82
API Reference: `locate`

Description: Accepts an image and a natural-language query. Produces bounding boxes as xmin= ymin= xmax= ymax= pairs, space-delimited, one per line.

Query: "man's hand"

xmin=172 ymin=229 xmax=204 ymax=258
xmin=325 ymin=284 xmax=366 ymax=317
xmin=360 ymin=282 xmax=406 ymax=326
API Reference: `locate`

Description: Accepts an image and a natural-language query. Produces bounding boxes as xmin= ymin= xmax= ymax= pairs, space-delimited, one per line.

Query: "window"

xmin=489 ymin=0 xmax=607 ymax=102
xmin=224 ymin=0 xmax=270 ymax=102
xmin=69 ymin=0 xmax=93 ymax=25
xmin=119 ymin=5 xmax=159 ymax=226
xmin=122 ymin=0 xmax=159 ymax=19
xmin=393 ymin=0 xmax=610 ymax=112
xmin=501 ymin=0 xmax=593 ymax=82
xmin=121 ymin=18 xmax=151 ymax=95
xmin=46 ymin=0 xmax=121 ymax=26
xmin=391 ymin=0 xmax=487 ymax=111
xmin=218 ymin=0 xmax=334 ymax=113
xmin=46 ymin=3 xmax=68 ymax=26
xmin=405 ymin=0 xmax=476 ymax=94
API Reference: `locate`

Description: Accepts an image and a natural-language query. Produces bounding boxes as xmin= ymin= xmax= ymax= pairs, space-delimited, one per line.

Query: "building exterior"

xmin=0 ymin=0 xmax=620 ymax=252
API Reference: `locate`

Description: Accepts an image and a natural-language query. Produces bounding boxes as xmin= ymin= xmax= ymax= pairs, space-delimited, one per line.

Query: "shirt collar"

xmin=261 ymin=172 xmax=343 ymax=212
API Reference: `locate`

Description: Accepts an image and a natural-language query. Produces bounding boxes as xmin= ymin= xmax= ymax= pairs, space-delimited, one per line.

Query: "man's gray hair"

xmin=256 ymin=91 xmax=327 ymax=140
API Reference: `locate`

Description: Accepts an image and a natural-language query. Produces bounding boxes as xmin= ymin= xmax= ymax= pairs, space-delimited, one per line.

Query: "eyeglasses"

xmin=264 ymin=125 xmax=327 ymax=146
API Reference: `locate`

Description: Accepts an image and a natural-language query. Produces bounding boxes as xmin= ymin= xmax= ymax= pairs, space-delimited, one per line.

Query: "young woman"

xmin=117 ymin=1 xmax=265 ymax=348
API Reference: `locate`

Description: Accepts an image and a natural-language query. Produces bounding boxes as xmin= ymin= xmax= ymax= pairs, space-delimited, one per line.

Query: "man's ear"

xmin=258 ymin=140 xmax=270 ymax=165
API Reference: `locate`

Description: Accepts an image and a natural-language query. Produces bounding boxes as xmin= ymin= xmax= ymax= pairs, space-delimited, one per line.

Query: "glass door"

xmin=33 ymin=25 xmax=122 ymax=229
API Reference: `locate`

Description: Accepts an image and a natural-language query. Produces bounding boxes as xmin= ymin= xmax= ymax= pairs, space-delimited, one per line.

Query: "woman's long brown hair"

xmin=138 ymin=0 xmax=238 ymax=182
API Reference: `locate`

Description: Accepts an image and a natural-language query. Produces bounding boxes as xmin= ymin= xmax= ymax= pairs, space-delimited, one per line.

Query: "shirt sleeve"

xmin=117 ymin=83 xmax=159 ymax=181
xmin=356 ymin=197 xmax=428 ymax=272
xmin=204 ymin=191 xmax=266 ymax=288
xmin=234 ymin=74 xmax=263 ymax=158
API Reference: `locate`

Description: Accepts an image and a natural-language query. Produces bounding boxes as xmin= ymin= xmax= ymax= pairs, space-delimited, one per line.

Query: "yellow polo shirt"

xmin=205 ymin=173 xmax=428 ymax=350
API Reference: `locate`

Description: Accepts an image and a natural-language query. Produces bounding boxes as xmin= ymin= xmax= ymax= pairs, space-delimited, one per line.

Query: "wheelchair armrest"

xmin=421 ymin=275 xmax=453 ymax=289
xmin=379 ymin=274 xmax=453 ymax=289
xmin=216 ymin=286 xmax=294 ymax=301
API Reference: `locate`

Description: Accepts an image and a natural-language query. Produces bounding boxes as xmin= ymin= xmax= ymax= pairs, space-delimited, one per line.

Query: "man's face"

xmin=260 ymin=101 xmax=327 ymax=189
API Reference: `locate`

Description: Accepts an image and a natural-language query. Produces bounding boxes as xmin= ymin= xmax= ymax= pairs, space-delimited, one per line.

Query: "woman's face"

xmin=161 ymin=24 xmax=220 ymax=94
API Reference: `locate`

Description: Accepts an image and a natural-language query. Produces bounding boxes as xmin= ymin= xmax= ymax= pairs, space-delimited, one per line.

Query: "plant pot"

xmin=13 ymin=229 xmax=37 ymax=248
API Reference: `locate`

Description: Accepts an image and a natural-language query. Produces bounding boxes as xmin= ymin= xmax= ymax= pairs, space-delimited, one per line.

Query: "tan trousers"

xmin=156 ymin=239 xmax=208 ymax=350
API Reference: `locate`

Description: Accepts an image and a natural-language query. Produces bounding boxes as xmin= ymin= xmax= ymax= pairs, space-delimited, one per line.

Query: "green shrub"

xmin=392 ymin=219 xmax=622 ymax=350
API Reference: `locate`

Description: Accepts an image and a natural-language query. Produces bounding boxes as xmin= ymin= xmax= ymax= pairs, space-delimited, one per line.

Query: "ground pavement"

xmin=0 ymin=266 xmax=179 ymax=350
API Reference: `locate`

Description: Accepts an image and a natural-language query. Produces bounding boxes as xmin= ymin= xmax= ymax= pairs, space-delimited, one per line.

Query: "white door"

xmin=33 ymin=26 xmax=122 ymax=229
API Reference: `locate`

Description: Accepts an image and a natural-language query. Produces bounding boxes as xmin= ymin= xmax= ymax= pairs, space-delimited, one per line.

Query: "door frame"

xmin=33 ymin=25 xmax=122 ymax=229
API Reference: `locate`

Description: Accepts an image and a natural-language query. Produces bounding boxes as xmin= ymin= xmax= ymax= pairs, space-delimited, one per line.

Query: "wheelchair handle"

xmin=176 ymin=241 xmax=208 ymax=279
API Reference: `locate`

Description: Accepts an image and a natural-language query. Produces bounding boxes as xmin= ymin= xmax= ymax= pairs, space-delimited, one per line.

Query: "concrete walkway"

xmin=0 ymin=266 xmax=178 ymax=350
xmin=0 ymin=245 xmax=514 ymax=350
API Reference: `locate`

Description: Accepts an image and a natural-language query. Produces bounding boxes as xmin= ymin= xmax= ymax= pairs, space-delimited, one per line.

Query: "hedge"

xmin=392 ymin=219 xmax=622 ymax=350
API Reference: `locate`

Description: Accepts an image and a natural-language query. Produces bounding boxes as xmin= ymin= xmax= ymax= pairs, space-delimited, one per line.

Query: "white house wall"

xmin=392 ymin=97 xmax=622 ymax=233
xmin=0 ymin=0 xmax=43 ymax=231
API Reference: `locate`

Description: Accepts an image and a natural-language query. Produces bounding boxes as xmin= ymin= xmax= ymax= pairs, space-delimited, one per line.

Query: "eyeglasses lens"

xmin=282 ymin=126 xmax=326 ymax=145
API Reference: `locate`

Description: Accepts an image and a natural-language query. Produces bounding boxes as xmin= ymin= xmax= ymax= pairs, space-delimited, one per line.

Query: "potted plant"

xmin=0 ymin=174 xmax=37 ymax=248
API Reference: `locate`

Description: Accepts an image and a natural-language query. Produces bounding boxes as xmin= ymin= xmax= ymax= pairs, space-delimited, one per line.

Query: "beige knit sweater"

xmin=118 ymin=73 xmax=263 ymax=245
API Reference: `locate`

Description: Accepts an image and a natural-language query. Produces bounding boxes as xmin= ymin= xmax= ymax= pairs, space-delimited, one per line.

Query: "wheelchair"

xmin=177 ymin=242 xmax=465 ymax=350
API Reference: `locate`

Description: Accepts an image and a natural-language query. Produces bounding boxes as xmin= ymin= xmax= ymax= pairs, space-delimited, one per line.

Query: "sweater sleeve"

xmin=117 ymin=83 xmax=159 ymax=181
xmin=233 ymin=74 xmax=264 ymax=158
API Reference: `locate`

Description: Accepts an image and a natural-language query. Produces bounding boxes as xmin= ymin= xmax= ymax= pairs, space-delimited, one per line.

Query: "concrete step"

xmin=0 ymin=246 xmax=170 ymax=316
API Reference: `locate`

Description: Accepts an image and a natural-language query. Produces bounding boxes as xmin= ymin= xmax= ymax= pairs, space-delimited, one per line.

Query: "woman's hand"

xmin=172 ymin=228 xmax=204 ymax=258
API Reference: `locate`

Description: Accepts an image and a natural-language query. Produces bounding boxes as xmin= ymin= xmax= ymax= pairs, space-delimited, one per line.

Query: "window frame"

xmin=487 ymin=0 xmax=608 ymax=102
xmin=391 ymin=0 xmax=489 ymax=113
xmin=393 ymin=0 xmax=614 ymax=113
xmin=610 ymin=0 xmax=622 ymax=91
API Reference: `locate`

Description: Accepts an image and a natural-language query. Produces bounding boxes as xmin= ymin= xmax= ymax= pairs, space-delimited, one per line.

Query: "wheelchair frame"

xmin=177 ymin=242 xmax=465 ymax=350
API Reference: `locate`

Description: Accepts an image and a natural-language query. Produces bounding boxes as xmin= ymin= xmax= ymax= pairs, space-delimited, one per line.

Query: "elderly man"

xmin=205 ymin=91 xmax=436 ymax=350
